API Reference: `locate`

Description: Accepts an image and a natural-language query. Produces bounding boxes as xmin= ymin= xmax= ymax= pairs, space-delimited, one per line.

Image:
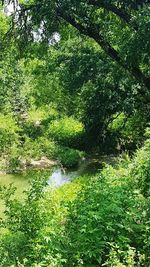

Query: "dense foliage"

xmin=0 ymin=1 xmax=150 ymax=166
xmin=0 ymin=1 xmax=149 ymax=266
xmin=0 ymin=139 xmax=150 ymax=266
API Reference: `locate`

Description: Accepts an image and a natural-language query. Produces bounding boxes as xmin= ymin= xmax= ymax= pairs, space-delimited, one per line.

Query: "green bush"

xmin=6 ymin=134 xmax=83 ymax=170
xmin=0 ymin=114 xmax=19 ymax=153
xmin=23 ymin=137 xmax=84 ymax=168
xmin=7 ymin=144 xmax=22 ymax=173
xmin=22 ymin=136 xmax=57 ymax=160
xmin=23 ymin=120 xmax=44 ymax=139
xmin=64 ymin=174 xmax=149 ymax=266
xmin=47 ymin=117 xmax=84 ymax=147
xmin=23 ymin=107 xmax=58 ymax=140
xmin=109 ymin=112 xmax=148 ymax=150
xmin=102 ymin=244 xmax=145 ymax=267
xmin=130 ymin=138 xmax=150 ymax=197
xmin=35 ymin=136 xmax=57 ymax=158
xmin=0 ymin=175 xmax=65 ymax=267
xmin=62 ymin=140 xmax=150 ymax=266
xmin=27 ymin=107 xmax=58 ymax=123
xmin=57 ymin=146 xmax=83 ymax=168
xmin=4 ymin=136 xmax=57 ymax=172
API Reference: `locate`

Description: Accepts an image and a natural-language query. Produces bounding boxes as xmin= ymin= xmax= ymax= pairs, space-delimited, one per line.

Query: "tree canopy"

xmin=0 ymin=0 xmax=149 ymax=146
xmin=2 ymin=0 xmax=150 ymax=99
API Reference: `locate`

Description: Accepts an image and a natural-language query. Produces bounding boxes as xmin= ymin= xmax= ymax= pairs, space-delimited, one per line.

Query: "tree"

xmin=1 ymin=1 xmax=149 ymax=149
xmin=2 ymin=0 xmax=150 ymax=100
xmin=29 ymin=33 xmax=148 ymax=146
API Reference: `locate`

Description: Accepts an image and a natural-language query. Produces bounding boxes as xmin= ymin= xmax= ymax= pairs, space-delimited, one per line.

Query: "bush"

xmin=57 ymin=146 xmax=83 ymax=168
xmin=22 ymin=136 xmax=57 ymax=160
xmin=35 ymin=136 xmax=57 ymax=158
xmin=130 ymin=138 xmax=150 ymax=197
xmin=103 ymin=244 xmax=145 ymax=266
xmin=109 ymin=112 xmax=148 ymax=151
xmin=6 ymin=135 xmax=83 ymax=170
xmin=23 ymin=121 xmax=44 ymax=139
xmin=0 ymin=174 xmax=66 ymax=266
xmin=23 ymin=137 xmax=84 ymax=168
xmin=24 ymin=107 xmax=58 ymax=140
xmin=62 ymin=141 xmax=150 ymax=266
xmin=7 ymin=144 xmax=22 ymax=173
xmin=0 ymin=114 xmax=19 ymax=153
xmin=47 ymin=117 xmax=84 ymax=147
xmin=27 ymin=107 xmax=58 ymax=123
xmin=64 ymin=174 xmax=149 ymax=266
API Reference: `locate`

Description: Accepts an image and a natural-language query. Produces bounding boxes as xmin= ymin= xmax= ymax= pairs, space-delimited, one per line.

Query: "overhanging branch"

xmin=88 ymin=0 xmax=132 ymax=25
xmin=58 ymin=10 xmax=150 ymax=98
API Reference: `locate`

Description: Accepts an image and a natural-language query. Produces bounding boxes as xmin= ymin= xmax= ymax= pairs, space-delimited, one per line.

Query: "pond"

xmin=0 ymin=166 xmax=79 ymax=216
xmin=0 ymin=155 xmax=115 ymax=216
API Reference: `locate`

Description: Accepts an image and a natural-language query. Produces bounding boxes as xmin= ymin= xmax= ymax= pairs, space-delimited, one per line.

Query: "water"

xmin=48 ymin=168 xmax=78 ymax=187
xmin=0 ymin=157 xmax=109 ymax=215
xmin=47 ymin=158 xmax=104 ymax=187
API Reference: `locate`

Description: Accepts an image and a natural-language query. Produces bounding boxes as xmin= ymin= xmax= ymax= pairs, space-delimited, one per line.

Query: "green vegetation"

xmin=0 ymin=173 xmax=29 ymax=217
xmin=0 ymin=115 xmax=19 ymax=152
xmin=47 ymin=117 xmax=84 ymax=147
xmin=0 ymin=1 xmax=150 ymax=266
xmin=0 ymin=140 xmax=149 ymax=266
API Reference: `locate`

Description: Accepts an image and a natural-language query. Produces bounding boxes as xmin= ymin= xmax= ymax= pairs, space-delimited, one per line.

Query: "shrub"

xmin=57 ymin=146 xmax=83 ymax=168
xmin=0 ymin=174 xmax=66 ymax=266
xmin=109 ymin=112 xmax=148 ymax=150
xmin=23 ymin=120 xmax=44 ymax=139
xmin=103 ymin=244 xmax=145 ymax=267
xmin=22 ymin=136 xmax=57 ymax=160
xmin=0 ymin=141 xmax=149 ymax=266
xmin=27 ymin=107 xmax=58 ymax=123
xmin=7 ymin=144 xmax=22 ymax=173
xmin=62 ymin=141 xmax=150 ymax=266
xmin=35 ymin=136 xmax=57 ymax=158
xmin=0 ymin=114 xmax=19 ymax=153
xmin=24 ymin=107 xmax=58 ymax=139
xmin=130 ymin=138 xmax=150 ymax=197
xmin=47 ymin=117 xmax=84 ymax=147
xmin=64 ymin=171 xmax=149 ymax=266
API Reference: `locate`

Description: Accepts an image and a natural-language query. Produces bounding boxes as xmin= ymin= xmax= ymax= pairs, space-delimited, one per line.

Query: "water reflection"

xmin=48 ymin=168 xmax=78 ymax=187
xmin=48 ymin=158 xmax=103 ymax=187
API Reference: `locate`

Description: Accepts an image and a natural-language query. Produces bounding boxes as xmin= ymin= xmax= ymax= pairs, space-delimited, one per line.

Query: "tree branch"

xmin=88 ymin=0 xmax=132 ymax=26
xmin=2 ymin=1 xmax=149 ymax=100
xmin=126 ymin=0 xmax=149 ymax=10
xmin=58 ymin=10 xmax=150 ymax=98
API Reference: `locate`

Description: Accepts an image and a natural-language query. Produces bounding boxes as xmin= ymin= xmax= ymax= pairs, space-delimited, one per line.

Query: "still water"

xmin=0 ymin=158 xmax=105 ymax=215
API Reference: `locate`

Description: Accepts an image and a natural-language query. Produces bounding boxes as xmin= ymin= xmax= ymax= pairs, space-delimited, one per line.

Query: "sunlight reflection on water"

xmin=48 ymin=168 xmax=78 ymax=187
